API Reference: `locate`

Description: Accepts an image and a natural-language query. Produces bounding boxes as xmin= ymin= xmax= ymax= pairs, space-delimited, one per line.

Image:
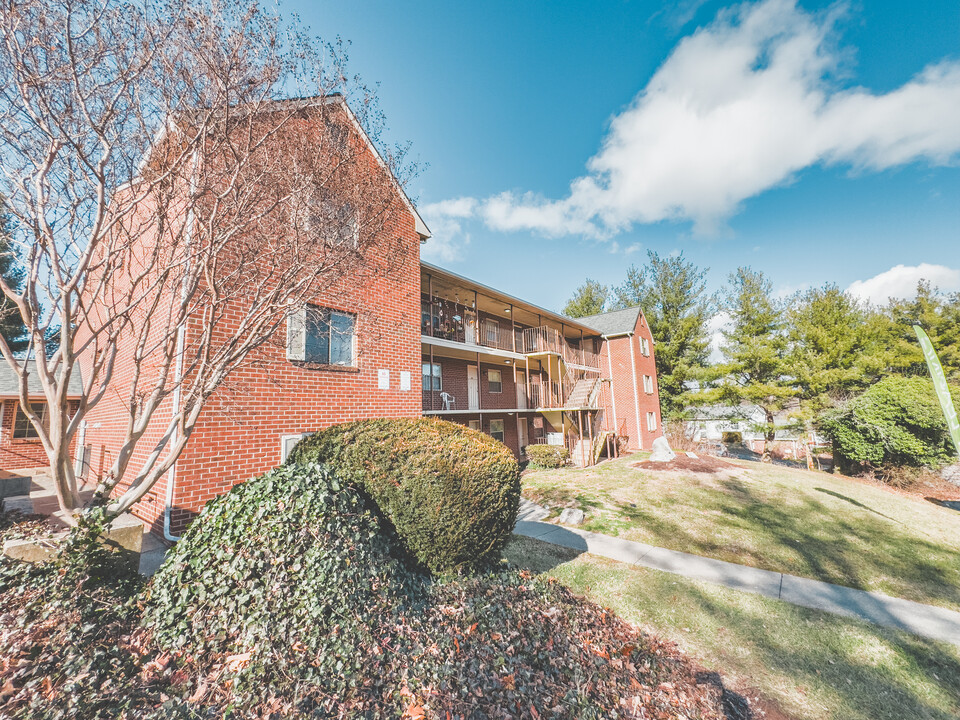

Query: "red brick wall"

xmin=599 ymin=311 xmax=663 ymax=451
xmin=79 ymin=109 xmax=424 ymax=535
xmin=169 ymin=216 xmax=422 ymax=533
xmin=0 ymin=400 xmax=52 ymax=470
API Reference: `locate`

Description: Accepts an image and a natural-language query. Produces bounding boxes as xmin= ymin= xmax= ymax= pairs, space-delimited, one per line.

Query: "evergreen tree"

xmin=563 ymin=279 xmax=609 ymax=318
xmin=612 ymin=251 xmax=713 ymax=416
xmin=701 ymin=267 xmax=794 ymax=458
xmin=0 ymin=197 xmax=27 ymax=353
xmin=877 ymin=281 xmax=960 ymax=383
xmin=786 ymin=284 xmax=880 ymax=419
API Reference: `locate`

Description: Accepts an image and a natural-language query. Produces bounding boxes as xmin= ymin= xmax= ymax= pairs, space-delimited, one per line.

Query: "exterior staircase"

xmin=564 ymin=378 xmax=600 ymax=409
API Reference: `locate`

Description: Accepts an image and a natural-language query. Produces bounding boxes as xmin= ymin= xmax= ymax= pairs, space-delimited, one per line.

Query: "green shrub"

xmin=144 ymin=463 xmax=414 ymax=699
xmin=721 ymin=431 xmax=743 ymax=445
xmin=287 ymin=418 xmax=521 ymax=574
xmin=526 ymin=443 xmax=570 ymax=468
xmin=818 ymin=376 xmax=958 ymax=474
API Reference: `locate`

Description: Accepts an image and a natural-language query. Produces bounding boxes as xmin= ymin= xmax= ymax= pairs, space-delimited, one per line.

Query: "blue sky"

xmin=288 ymin=0 xmax=959 ymax=311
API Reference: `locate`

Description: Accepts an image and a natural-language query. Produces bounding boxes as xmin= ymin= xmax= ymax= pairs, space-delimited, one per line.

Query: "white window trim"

xmin=422 ymin=362 xmax=442 ymax=391
xmin=646 ymin=412 xmax=657 ymax=432
xmin=487 ymin=368 xmax=503 ymax=393
xmin=287 ymin=305 xmax=357 ymax=367
xmin=489 ymin=418 xmax=505 ymax=443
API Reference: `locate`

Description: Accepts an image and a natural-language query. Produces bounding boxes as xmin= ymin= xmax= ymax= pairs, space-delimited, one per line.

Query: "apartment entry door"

xmin=517 ymin=417 xmax=529 ymax=451
xmin=516 ymin=371 xmax=527 ymax=409
xmin=467 ymin=365 xmax=479 ymax=410
xmin=465 ymin=310 xmax=477 ymax=344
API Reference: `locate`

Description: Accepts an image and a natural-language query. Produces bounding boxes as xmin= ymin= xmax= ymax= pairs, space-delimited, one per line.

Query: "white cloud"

xmin=708 ymin=311 xmax=732 ymax=363
xmin=470 ymin=0 xmax=960 ymax=237
xmin=847 ymin=263 xmax=960 ymax=305
xmin=419 ymin=197 xmax=478 ymax=263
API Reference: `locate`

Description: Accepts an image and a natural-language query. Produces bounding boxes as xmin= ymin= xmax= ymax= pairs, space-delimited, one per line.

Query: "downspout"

xmin=628 ymin=334 xmax=643 ymax=450
xmin=163 ymin=150 xmax=198 ymax=542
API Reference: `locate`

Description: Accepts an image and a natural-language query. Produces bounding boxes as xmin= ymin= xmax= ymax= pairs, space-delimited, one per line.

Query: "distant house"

xmin=685 ymin=403 xmax=817 ymax=458
xmin=0 ymin=364 xmax=82 ymax=472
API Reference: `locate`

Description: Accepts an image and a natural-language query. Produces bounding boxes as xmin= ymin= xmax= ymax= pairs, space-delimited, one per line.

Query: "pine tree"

xmin=563 ymin=279 xmax=609 ymax=318
xmin=702 ymin=267 xmax=794 ymax=459
xmin=612 ymin=251 xmax=713 ymax=416
xmin=0 ymin=197 xmax=27 ymax=353
xmin=786 ymin=284 xmax=881 ymax=418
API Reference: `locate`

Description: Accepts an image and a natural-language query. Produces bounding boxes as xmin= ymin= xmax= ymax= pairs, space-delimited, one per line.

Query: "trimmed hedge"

xmin=287 ymin=418 xmax=521 ymax=574
xmin=145 ymin=463 xmax=413 ymax=698
xmin=819 ymin=376 xmax=958 ymax=474
xmin=526 ymin=443 xmax=570 ymax=469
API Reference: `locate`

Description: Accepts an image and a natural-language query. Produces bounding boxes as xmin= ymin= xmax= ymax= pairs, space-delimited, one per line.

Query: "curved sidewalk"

xmin=514 ymin=503 xmax=960 ymax=647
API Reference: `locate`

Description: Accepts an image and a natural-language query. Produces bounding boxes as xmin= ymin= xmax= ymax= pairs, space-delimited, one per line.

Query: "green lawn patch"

xmin=506 ymin=535 xmax=960 ymax=720
xmin=521 ymin=456 xmax=960 ymax=610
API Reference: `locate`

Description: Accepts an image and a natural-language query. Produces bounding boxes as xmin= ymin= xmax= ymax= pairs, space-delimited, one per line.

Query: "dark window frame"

xmin=305 ymin=306 xmax=356 ymax=367
xmin=13 ymin=402 xmax=47 ymax=440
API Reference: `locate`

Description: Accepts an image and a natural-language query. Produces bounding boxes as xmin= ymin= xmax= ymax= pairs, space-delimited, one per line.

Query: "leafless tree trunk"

xmin=0 ymin=0 xmax=414 ymax=520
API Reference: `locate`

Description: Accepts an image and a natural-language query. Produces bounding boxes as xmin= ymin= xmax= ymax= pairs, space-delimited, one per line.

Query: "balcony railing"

xmin=421 ymin=299 xmax=601 ymax=368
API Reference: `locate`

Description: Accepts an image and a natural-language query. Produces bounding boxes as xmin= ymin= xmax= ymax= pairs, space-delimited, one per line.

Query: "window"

xmin=640 ymin=337 xmax=650 ymax=356
xmin=468 ymin=420 xmax=481 ymax=431
xmin=647 ymin=412 xmax=658 ymax=432
xmin=13 ymin=402 xmax=47 ymax=439
xmin=422 ymin=362 xmax=442 ymax=391
xmin=485 ymin=319 xmax=499 ymax=346
xmin=489 ymin=419 xmax=505 ymax=443
xmin=643 ymin=375 xmax=654 ymax=394
xmin=287 ymin=305 xmax=356 ymax=366
xmin=487 ymin=368 xmax=502 ymax=393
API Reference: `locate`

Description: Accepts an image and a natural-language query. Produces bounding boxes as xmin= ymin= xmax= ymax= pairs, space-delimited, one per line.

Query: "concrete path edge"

xmin=513 ymin=512 xmax=960 ymax=647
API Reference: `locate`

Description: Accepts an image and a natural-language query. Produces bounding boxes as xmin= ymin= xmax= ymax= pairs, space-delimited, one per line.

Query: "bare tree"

xmin=0 ymin=0 xmax=414 ymax=520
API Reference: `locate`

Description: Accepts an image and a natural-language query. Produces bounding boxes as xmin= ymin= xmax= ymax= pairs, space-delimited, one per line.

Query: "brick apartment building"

xmin=0 ymin=95 xmax=662 ymax=538
xmin=420 ymin=263 xmax=662 ymax=464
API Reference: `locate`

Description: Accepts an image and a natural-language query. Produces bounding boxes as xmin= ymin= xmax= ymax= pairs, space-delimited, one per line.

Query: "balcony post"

xmin=525 ymin=355 xmax=531 ymax=409
xmin=428 ymin=274 xmax=434 ymax=338
xmin=429 ymin=345 xmax=435 ymax=412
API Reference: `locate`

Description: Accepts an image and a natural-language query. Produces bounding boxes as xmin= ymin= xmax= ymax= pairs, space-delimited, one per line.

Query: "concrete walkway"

xmin=514 ymin=501 xmax=960 ymax=647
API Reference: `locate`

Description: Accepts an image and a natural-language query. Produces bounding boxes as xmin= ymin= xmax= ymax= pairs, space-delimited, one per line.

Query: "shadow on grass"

xmin=814 ymin=486 xmax=902 ymax=524
xmin=679 ymin=583 xmax=960 ymax=720
xmin=528 ymin=470 xmax=960 ymax=609
xmin=508 ymin=536 xmax=960 ymax=720
xmin=927 ymin=498 xmax=960 ymax=513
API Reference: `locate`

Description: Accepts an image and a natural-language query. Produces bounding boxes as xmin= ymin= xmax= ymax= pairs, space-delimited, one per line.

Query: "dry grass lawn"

xmin=522 ymin=455 xmax=960 ymax=610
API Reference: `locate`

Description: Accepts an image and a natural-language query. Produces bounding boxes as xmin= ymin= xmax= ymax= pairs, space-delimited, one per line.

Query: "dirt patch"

xmin=632 ymin=454 xmax=737 ymax=475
